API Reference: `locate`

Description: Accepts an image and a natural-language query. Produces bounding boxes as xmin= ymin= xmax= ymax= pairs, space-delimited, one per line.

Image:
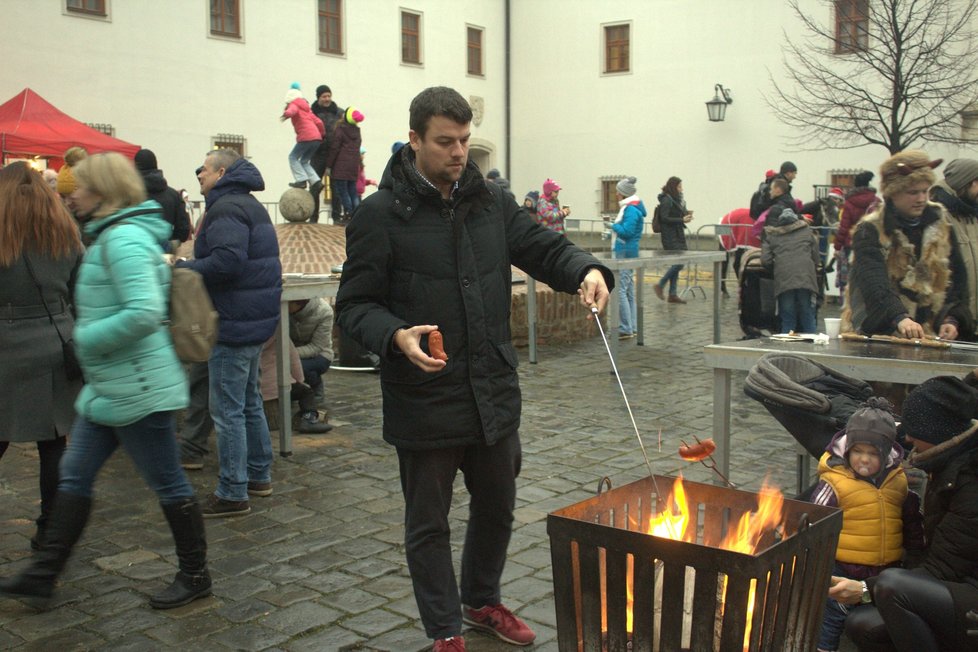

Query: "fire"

xmin=648 ymin=475 xmax=693 ymax=542
xmin=624 ymin=476 xmax=786 ymax=647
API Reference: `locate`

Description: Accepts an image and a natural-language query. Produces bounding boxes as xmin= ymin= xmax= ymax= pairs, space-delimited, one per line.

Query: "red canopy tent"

xmin=0 ymin=88 xmax=140 ymax=165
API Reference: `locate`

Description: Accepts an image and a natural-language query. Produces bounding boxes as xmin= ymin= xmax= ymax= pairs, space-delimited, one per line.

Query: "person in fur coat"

xmin=281 ymin=82 xmax=325 ymax=193
xmin=842 ymin=150 xmax=973 ymax=340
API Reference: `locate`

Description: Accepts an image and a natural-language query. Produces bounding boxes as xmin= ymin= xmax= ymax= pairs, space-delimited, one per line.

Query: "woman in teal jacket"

xmin=610 ymin=176 xmax=646 ymax=338
xmin=0 ymin=153 xmax=210 ymax=611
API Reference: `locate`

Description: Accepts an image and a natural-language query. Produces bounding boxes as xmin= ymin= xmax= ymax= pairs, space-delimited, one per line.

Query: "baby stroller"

xmin=737 ymin=247 xmax=779 ymax=338
xmin=744 ymin=352 xmax=873 ymax=497
xmin=737 ymin=246 xmax=827 ymax=339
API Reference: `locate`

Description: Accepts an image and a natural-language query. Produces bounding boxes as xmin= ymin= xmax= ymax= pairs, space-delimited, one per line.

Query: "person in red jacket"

xmin=281 ymin=83 xmax=325 ymax=194
xmin=834 ymin=171 xmax=878 ymax=302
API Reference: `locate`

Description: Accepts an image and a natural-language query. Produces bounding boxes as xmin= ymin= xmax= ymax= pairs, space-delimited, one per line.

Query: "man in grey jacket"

xmin=930 ymin=159 xmax=978 ymax=340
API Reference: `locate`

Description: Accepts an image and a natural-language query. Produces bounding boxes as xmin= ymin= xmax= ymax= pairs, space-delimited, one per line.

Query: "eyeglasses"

xmin=195 ymin=166 xmax=204 ymax=176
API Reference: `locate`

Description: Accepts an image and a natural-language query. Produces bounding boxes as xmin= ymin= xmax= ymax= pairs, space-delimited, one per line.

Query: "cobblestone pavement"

xmin=0 ymin=279 xmax=848 ymax=651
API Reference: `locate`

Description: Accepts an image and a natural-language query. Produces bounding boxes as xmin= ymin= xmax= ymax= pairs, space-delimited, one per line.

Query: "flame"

xmin=648 ymin=475 xmax=693 ymax=542
xmin=622 ymin=476 xmax=785 ymax=648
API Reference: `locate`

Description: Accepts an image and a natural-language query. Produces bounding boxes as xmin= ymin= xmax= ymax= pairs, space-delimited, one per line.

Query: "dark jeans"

xmin=777 ymin=288 xmax=817 ymax=333
xmin=333 ymin=178 xmax=359 ymax=217
xmin=0 ymin=437 xmax=66 ymax=526
xmin=59 ymin=411 xmax=194 ymax=504
xmin=846 ymin=568 xmax=963 ymax=652
xmin=396 ymin=434 xmax=522 ymax=639
xmin=291 ymin=382 xmax=317 ymax=413
xmin=179 ymin=361 xmax=213 ymax=461
xmin=300 ymin=355 xmax=331 ymax=393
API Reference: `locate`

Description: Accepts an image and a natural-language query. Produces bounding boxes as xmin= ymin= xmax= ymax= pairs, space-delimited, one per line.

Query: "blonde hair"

xmin=0 ymin=162 xmax=82 ymax=266
xmin=72 ymin=152 xmax=146 ymax=219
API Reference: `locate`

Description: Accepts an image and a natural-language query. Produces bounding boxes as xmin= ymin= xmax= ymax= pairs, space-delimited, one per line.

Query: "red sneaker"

xmin=463 ymin=603 xmax=536 ymax=646
xmin=432 ymin=636 xmax=466 ymax=651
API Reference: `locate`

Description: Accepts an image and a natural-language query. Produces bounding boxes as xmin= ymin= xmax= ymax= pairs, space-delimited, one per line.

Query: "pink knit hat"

xmin=828 ymin=187 xmax=844 ymax=201
xmin=345 ymin=107 xmax=365 ymax=124
xmin=542 ymin=178 xmax=561 ymax=195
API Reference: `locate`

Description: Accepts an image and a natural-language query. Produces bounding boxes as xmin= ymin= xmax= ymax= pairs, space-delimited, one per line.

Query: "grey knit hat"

xmin=943 ymin=158 xmax=978 ymax=196
xmin=845 ymin=396 xmax=897 ymax=463
xmin=616 ymin=176 xmax=637 ymax=197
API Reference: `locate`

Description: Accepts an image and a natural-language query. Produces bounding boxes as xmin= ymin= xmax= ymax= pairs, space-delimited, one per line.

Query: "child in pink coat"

xmin=281 ymin=83 xmax=325 ymax=193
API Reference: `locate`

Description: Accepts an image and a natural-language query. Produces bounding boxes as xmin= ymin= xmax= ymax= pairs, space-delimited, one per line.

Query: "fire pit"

xmin=547 ymin=475 xmax=842 ymax=651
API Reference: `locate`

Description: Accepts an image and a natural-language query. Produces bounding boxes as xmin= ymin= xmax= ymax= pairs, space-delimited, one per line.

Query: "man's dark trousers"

xmin=396 ymin=433 xmax=521 ymax=639
xmin=179 ymin=361 xmax=213 ymax=462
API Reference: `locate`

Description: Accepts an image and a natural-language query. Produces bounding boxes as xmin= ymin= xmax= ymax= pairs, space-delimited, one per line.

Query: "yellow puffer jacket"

xmin=818 ymin=452 xmax=908 ymax=566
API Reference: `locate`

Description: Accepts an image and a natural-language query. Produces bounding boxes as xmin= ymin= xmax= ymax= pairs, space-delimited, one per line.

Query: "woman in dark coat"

xmin=0 ymin=162 xmax=84 ymax=550
xmin=832 ymin=375 xmax=978 ymax=651
xmin=325 ymin=106 xmax=364 ymax=222
xmin=654 ymin=176 xmax=693 ymax=304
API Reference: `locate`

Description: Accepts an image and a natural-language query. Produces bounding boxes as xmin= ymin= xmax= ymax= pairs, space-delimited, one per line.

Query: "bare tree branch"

xmin=766 ymin=0 xmax=978 ymax=153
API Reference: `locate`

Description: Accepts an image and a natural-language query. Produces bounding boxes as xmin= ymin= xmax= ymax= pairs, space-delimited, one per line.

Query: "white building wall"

xmin=0 ymin=0 xmax=508 ymax=205
xmin=509 ymin=0 xmax=976 ymax=233
xmin=1 ymin=0 xmax=975 ymax=230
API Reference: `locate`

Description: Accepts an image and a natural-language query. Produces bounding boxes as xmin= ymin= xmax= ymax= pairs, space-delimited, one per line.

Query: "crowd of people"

xmin=5 ymin=79 xmax=978 ymax=650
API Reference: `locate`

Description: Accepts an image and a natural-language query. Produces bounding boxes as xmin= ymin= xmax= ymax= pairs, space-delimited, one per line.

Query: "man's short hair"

xmin=206 ymin=148 xmax=241 ymax=172
xmin=771 ymin=178 xmax=790 ymax=193
xmin=409 ymin=87 xmax=473 ymax=139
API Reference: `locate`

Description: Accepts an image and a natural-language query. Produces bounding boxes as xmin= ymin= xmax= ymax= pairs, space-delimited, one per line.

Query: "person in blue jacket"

xmin=608 ymin=176 xmax=646 ymax=339
xmin=0 ymin=153 xmax=209 ymax=610
xmin=176 ymin=149 xmax=282 ymax=518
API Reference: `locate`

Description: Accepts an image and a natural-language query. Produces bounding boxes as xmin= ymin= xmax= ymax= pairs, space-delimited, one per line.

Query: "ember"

xmin=548 ymin=475 xmax=841 ymax=651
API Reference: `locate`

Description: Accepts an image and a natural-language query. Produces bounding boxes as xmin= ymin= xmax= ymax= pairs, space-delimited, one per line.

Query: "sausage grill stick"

xmin=589 ymin=306 xmax=668 ymax=510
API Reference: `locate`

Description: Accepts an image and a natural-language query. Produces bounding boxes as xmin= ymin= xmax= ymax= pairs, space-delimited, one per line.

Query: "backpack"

xmin=749 ymin=184 xmax=771 ymax=219
xmin=100 ymin=217 xmax=218 ymax=363
xmin=651 ymin=204 xmax=662 ymax=233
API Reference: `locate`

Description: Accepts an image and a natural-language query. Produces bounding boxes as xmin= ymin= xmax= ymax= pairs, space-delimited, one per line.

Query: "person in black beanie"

xmin=831 ymin=376 xmax=978 ymax=651
xmin=134 ymin=148 xmax=191 ymax=244
xmin=309 ymin=84 xmax=344 ymax=223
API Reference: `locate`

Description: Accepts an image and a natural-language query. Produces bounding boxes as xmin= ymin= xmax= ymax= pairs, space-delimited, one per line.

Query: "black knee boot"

xmin=0 ymin=491 xmax=91 ymax=603
xmin=150 ymin=498 xmax=212 ymax=609
xmin=33 ymin=437 xmax=67 ymax=551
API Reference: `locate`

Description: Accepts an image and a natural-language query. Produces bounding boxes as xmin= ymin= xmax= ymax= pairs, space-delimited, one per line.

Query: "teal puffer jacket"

xmin=74 ymin=201 xmax=188 ymax=426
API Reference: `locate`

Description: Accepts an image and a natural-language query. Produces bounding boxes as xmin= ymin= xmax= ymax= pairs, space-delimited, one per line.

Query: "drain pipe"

xmin=504 ymin=0 xmax=511 ymax=178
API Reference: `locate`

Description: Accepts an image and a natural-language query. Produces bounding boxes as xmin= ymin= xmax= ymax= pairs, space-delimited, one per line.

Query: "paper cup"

xmin=824 ymin=317 xmax=841 ymax=339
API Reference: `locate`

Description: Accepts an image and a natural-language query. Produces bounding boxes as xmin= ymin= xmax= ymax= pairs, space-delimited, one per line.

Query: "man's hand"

xmin=393 ymin=325 xmax=448 ymax=373
xmin=897 ymin=317 xmax=925 ymax=339
xmin=939 ymin=321 xmax=959 ymax=341
xmin=828 ymin=576 xmax=863 ymax=605
xmin=578 ymin=268 xmax=610 ymax=320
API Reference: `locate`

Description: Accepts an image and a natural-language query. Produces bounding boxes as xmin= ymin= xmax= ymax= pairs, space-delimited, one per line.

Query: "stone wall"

xmin=509 ymin=282 xmax=600 ymax=347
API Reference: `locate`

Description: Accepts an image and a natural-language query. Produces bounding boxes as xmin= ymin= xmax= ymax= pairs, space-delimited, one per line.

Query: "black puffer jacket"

xmin=657 ymin=193 xmax=687 ymax=251
xmin=138 ymin=168 xmax=190 ymax=242
xmin=336 ymin=147 xmax=612 ymax=450
xmin=888 ymin=438 xmax=978 ymax=651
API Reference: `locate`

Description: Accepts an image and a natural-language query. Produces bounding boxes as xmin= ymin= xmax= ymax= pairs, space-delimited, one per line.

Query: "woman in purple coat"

xmin=325 ymin=106 xmax=364 ymax=222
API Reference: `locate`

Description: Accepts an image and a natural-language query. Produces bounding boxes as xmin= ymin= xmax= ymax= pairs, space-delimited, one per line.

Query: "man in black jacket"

xmin=134 ymin=149 xmax=190 ymax=244
xmin=309 ymin=84 xmax=344 ymax=223
xmin=336 ymin=86 xmax=612 ymax=651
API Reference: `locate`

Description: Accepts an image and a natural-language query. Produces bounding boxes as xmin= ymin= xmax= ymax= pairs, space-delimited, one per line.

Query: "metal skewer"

xmin=590 ymin=306 xmax=666 ymax=504
xmin=680 ymin=435 xmax=735 ymax=488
